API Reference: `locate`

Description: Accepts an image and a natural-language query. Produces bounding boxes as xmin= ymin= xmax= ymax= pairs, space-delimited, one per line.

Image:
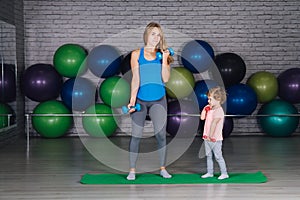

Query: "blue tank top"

xmin=137 ymin=48 xmax=165 ymax=101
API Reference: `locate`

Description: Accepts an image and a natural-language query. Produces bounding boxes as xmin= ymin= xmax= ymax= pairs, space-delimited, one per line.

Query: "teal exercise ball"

xmin=258 ymin=99 xmax=299 ymax=137
xmin=53 ymin=44 xmax=87 ymax=78
xmin=165 ymin=67 xmax=195 ymax=99
xmin=32 ymin=100 xmax=72 ymax=138
xmin=247 ymin=71 xmax=278 ymax=103
xmin=0 ymin=103 xmax=14 ymax=128
xmin=99 ymin=76 xmax=130 ymax=108
xmin=82 ymin=103 xmax=117 ymax=137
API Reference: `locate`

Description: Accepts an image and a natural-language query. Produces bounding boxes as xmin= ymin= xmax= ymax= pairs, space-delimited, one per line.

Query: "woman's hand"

xmin=162 ymin=49 xmax=170 ymax=60
xmin=127 ymin=98 xmax=137 ymax=113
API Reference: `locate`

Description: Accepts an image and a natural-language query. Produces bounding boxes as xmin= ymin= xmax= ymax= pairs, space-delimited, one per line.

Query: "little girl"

xmin=200 ymin=86 xmax=229 ymax=180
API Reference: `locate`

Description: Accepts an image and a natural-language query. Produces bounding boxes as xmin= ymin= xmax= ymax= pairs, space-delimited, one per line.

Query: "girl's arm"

xmin=200 ymin=105 xmax=211 ymax=120
xmin=161 ymin=50 xmax=171 ymax=83
xmin=128 ymin=50 xmax=140 ymax=108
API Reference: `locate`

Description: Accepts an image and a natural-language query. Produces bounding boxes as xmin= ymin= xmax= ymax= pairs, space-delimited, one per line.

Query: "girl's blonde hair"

xmin=208 ymin=86 xmax=227 ymax=104
xmin=143 ymin=22 xmax=174 ymax=64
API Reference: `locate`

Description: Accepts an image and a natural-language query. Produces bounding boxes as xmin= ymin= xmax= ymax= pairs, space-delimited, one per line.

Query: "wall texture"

xmin=23 ymin=0 xmax=300 ymax=136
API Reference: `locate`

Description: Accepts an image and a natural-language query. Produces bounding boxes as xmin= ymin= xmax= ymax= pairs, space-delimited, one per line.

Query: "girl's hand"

xmin=204 ymin=105 xmax=211 ymax=112
xmin=202 ymin=135 xmax=208 ymax=140
xmin=210 ymin=137 xmax=216 ymax=142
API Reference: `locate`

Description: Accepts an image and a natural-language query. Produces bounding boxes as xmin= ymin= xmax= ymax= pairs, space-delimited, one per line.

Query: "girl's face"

xmin=208 ymin=94 xmax=220 ymax=107
xmin=146 ymin=27 xmax=161 ymax=48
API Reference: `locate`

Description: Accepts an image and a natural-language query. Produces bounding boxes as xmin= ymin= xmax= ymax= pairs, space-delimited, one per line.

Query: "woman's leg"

xmin=129 ymin=100 xmax=147 ymax=169
xmin=148 ymin=97 xmax=167 ymax=167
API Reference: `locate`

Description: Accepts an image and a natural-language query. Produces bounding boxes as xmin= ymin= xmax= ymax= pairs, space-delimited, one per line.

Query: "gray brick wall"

xmin=23 ymin=0 xmax=300 ymax=136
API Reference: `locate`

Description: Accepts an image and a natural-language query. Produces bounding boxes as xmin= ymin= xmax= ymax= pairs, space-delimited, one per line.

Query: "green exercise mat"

xmin=80 ymin=171 xmax=267 ymax=184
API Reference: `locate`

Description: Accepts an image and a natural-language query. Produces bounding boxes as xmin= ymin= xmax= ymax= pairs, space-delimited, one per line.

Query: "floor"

xmin=1 ymin=135 xmax=300 ymax=199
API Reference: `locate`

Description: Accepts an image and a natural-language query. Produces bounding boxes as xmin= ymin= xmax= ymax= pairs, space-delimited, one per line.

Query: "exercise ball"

xmin=82 ymin=103 xmax=117 ymax=137
xmin=53 ymin=44 xmax=87 ymax=78
xmin=181 ymin=40 xmax=215 ymax=73
xmin=213 ymin=53 xmax=246 ymax=87
xmin=226 ymin=84 xmax=257 ymax=115
xmin=194 ymin=80 xmax=218 ymax=110
xmin=87 ymin=45 xmax=122 ymax=78
xmin=0 ymin=103 xmax=13 ymax=128
xmin=167 ymin=100 xmax=199 ymax=137
xmin=165 ymin=67 xmax=195 ymax=99
xmin=258 ymin=99 xmax=299 ymax=137
xmin=61 ymin=77 xmax=96 ymax=111
xmin=32 ymin=100 xmax=72 ymax=138
xmin=0 ymin=64 xmax=16 ymax=102
xmin=223 ymin=117 xmax=234 ymax=138
xmin=22 ymin=64 xmax=63 ymax=102
xmin=278 ymin=68 xmax=300 ymax=104
xmin=99 ymin=76 xmax=130 ymax=108
xmin=247 ymin=71 xmax=278 ymax=103
xmin=120 ymin=52 xmax=132 ymax=82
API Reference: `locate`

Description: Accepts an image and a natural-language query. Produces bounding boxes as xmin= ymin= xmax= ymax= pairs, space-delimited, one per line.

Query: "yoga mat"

xmin=80 ymin=171 xmax=267 ymax=184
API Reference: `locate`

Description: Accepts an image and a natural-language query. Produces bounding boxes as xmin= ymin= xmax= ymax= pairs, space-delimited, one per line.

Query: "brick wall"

xmin=23 ymin=0 xmax=300 ymax=136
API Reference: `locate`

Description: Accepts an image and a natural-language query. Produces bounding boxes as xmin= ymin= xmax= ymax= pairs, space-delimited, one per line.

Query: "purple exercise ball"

xmin=223 ymin=117 xmax=234 ymax=138
xmin=0 ymin=64 xmax=16 ymax=102
xmin=22 ymin=63 xmax=63 ymax=102
xmin=167 ymin=100 xmax=199 ymax=137
xmin=278 ymin=68 xmax=300 ymax=104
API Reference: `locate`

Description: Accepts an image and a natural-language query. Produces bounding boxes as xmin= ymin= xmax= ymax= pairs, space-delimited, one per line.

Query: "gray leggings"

xmin=129 ymin=97 xmax=167 ymax=169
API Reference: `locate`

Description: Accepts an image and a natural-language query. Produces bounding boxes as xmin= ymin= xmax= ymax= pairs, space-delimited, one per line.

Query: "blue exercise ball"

xmin=22 ymin=63 xmax=63 ymax=102
xmin=193 ymin=80 xmax=218 ymax=110
xmin=87 ymin=45 xmax=122 ymax=78
xmin=226 ymin=84 xmax=257 ymax=116
xmin=61 ymin=77 xmax=96 ymax=111
xmin=181 ymin=40 xmax=215 ymax=73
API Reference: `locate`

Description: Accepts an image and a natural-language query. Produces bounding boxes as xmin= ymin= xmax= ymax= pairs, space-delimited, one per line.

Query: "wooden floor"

xmin=1 ymin=135 xmax=300 ymax=199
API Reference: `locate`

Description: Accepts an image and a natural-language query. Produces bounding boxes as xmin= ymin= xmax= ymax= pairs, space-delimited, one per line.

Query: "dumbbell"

xmin=205 ymin=106 xmax=211 ymax=112
xmin=156 ymin=47 xmax=174 ymax=60
xmin=122 ymin=103 xmax=141 ymax=114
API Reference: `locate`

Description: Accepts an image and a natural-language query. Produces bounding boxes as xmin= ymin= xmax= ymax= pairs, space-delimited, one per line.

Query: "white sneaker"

xmin=218 ymin=174 xmax=229 ymax=180
xmin=160 ymin=169 xmax=172 ymax=178
xmin=126 ymin=171 xmax=136 ymax=180
xmin=201 ymin=173 xmax=214 ymax=178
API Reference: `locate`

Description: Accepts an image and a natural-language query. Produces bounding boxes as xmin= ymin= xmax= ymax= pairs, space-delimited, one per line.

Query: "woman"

xmin=126 ymin=22 xmax=174 ymax=180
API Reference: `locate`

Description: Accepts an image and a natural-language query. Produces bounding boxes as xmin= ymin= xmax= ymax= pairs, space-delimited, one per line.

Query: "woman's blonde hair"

xmin=143 ymin=22 xmax=174 ymax=64
xmin=208 ymin=86 xmax=227 ymax=104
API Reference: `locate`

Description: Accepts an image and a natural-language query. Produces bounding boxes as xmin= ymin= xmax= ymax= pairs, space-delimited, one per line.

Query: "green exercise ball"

xmin=53 ymin=44 xmax=87 ymax=78
xmin=0 ymin=103 xmax=13 ymax=128
xmin=166 ymin=67 xmax=195 ymax=99
xmin=82 ymin=103 xmax=117 ymax=137
xmin=99 ymin=76 xmax=130 ymax=108
xmin=247 ymin=71 xmax=278 ymax=103
xmin=32 ymin=100 xmax=72 ymax=138
xmin=258 ymin=99 xmax=299 ymax=137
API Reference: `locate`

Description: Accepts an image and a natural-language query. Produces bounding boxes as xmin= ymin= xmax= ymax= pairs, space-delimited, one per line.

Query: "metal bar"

xmin=24 ymin=113 xmax=300 ymax=117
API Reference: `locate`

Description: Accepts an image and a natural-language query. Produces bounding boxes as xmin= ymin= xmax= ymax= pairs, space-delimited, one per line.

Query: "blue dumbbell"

xmin=156 ymin=47 xmax=174 ymax=60
xmin=122 ymin=103 xmax=141 ymax=114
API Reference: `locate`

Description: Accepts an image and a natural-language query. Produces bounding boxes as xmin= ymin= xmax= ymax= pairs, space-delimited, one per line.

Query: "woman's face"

xmin=146 ymin=27 xmax=161 ymax=48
